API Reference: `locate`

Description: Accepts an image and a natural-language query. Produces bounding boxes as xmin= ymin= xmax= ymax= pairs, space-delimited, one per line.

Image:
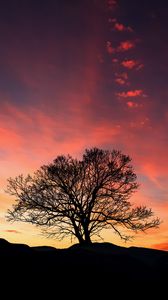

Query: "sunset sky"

xmin=0 ymin=0 xmax=168 ymax=250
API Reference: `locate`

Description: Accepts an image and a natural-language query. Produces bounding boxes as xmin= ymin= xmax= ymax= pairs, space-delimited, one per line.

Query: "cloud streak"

xmin=4 ymin=230 xmax=21 ymax=234
xmin=127 ymin=101 xmax=139 ymax=108
xmin=151 ymin=243 xmax=168 ymax=251
xmin=117 ymin=89 xmax=144 ymax=98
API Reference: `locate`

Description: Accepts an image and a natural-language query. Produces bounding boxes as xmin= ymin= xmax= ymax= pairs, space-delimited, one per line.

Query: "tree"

xmin=6 ymin=147 xmax=160 ymax=245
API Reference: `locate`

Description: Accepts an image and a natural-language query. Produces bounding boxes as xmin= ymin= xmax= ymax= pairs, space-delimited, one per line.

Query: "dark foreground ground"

xmin=0 ymin=238 xmax=167 ymax=295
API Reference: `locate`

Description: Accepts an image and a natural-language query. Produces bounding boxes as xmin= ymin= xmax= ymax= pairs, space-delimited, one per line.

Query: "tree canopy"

xmin=6 ymin=147 xmax=160 ymax=244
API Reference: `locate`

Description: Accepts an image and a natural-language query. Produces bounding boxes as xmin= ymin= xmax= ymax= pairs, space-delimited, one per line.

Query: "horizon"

xmin=0 ymin=0 xmax=168 ymax=251
xmin=1 ymin=236 xmax=167 ymax=252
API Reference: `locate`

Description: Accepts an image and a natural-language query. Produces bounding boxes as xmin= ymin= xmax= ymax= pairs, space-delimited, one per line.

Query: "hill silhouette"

xmin=0 ymin=238 xmax=167 ymax=294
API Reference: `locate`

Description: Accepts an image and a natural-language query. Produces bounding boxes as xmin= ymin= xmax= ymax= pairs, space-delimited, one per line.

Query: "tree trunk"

xmin=83 ymin=224 xmax=92 ymax=245
xmin=77 ymin=234 xmax=85 ymax=245
xmin=74 ymin=228 xmax=85 ymax=244
xmin=71 ymin=218 xmax=85 ymax=244
xmin=76 ymin=228 xmax=91 ymax=245
xmin=71 ymin=217 xmax=92 ymax=245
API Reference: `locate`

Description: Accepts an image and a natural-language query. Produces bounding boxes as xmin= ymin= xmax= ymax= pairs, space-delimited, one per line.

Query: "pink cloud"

xmin=0 ymin=127 xmax=22 ymax=149
xmin=0 ymin=98 xmax=122 ymax=181
xmin=117 ymin=89 xmax=144 ymax=98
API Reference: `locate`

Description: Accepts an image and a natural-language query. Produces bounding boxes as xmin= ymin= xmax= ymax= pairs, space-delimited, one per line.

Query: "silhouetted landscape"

xmin=1 ymin=238 xmax=167 ymax=291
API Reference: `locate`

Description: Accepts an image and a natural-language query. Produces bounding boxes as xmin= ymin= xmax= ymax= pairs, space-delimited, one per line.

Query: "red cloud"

xmin=121 ymin=59 xmax=144 ymax=70
xmin=115 ymin=72 xmax=128 ymax=80
xmin=121 ymin=72 xmax=128 ymax=80
xmin=117 ymin=89 xmax=143 ymax=98
xmin=114 ymin=22 xmax=133 ymax=32
xmin=127 ymin=101 xmax=139 ymax=108
xmin=114 ymin=23 xmax=125 ymax=31
xmin=112 ymin=58 xmax=118 ymax=63
xmin=121 ymin=59 xmax=138 ymax=69
xmin=118 ymin=40 xmax=135 ymax=52
xmin=106 ymin=41 xmax=115 ymax=54
xmin=115 ymin=78 xmax=126 ymax=85
xmin=115 ymin=72 xmax=128 ymax=85
xmin=107 ymin=0 xmax=117 ymax=10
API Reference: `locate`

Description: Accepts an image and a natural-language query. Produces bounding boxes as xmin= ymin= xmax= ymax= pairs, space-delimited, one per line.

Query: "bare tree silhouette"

xmin=6 ymin=147 xmax=160 ymax=244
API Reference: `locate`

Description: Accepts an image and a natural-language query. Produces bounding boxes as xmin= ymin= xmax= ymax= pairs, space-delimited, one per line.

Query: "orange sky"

xmin=0 ymin=0 xmax=168 ymax=250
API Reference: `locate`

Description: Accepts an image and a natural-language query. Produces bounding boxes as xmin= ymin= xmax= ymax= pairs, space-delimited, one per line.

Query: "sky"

xmin=0 ymin=0 xmax=168 ymax=250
